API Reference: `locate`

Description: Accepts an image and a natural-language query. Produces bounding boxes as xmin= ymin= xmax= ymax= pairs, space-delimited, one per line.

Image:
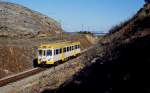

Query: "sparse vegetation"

xmin=108 ymin=19 xmax=130 ymax=34
xmin=77 ymin=31 xmax=94 ymax=36
xmin=0 ymin=2 xmax=97 ymax=79
xmin=39 ymin=3 xmax=150 ymax=93
xmin=0 ymin=2 xmax=62 ymax=39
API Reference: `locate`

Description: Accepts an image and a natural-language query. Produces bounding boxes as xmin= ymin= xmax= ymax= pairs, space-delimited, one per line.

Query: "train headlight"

xmin=48 ymin=58 xmax=51 ymax=61
xmin=39 ymin=58 xmax=42 ymax=62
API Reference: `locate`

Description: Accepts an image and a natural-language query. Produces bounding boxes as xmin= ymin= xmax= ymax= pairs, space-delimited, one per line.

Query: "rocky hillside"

xmin=0 ymin=1 xmax=62 ymax=38
xmin=0 ymin=1 xmax=98 ymax=79
xmin=41 ymin=3 xmax=150 ymax=93
xmin=0 ymin=1 xmax=64 ymax=78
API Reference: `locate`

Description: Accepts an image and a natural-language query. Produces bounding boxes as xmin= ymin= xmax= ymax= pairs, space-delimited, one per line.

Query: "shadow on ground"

xmin=41 ymin=34 xmax=150 ymax=93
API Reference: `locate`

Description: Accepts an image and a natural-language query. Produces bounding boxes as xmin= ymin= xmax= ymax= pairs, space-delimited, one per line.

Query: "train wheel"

xmin=54 ymin=61 xmax=58 ymax=66
xmin=66 ymin=57 xmax=69 ymax=61
xmin=64 ymin=58 xmax=67 ymax=62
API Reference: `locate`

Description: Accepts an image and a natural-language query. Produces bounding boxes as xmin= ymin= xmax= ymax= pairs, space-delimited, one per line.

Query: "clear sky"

xmin=5 ymin=0 xmax=144 ymax=32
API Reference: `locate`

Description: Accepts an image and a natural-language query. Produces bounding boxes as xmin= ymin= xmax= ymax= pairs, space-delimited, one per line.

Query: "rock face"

xmin=40 ymin=3 xmax=150 ymax=93
xmin=0 ymin=1 xmax=63 ymax=78
xmin=0 ymin=2 xmax=96 ymax=79
xmin=0 ymin=2 xmax=62 ymax=38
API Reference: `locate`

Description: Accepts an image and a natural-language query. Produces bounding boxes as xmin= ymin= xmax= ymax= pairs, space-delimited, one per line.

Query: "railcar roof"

xmin=38 ymin=41 xmax=80 ymax=49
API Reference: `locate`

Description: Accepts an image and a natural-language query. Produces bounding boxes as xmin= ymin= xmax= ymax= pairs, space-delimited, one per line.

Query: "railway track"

xmin=0 ymin=46 xmax=96 ymax=87
xmin=0 ymin=68 xmax=46 ymax=87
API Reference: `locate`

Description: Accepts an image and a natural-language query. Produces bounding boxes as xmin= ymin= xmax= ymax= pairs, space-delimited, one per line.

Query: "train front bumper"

xmin=38 ymin=61 xmax=54 ymax=65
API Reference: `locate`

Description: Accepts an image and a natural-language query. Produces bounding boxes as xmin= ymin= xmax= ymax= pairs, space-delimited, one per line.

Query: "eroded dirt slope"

xmin=0 ymin=1 xmax=62 ymax=38
xmin=0 ymin=1 xmax=98 ymax=79
xmin=41 ymin=3 xmax=150 ymax=93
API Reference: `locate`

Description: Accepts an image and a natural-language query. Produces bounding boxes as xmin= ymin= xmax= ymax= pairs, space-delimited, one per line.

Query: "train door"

xmin=46 ymin=49 xmax=52 ymax=62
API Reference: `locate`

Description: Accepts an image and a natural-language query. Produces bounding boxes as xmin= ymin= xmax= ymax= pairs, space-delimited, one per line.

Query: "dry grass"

xmin=0 ymin=33 xmax=96 ymax=79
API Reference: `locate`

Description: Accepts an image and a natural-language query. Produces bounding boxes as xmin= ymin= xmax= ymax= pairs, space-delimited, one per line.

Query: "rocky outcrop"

xmin=41 ymin=3 xmax=150 ymax=93
xmin=0 ymin=1 xmax=62 ymax=38
xmin=0 ymin=1 xmax=97 ymax=79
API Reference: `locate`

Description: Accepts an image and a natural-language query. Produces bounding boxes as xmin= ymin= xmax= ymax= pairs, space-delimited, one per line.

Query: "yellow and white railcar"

xmin=37 ymin=41 xmax=80 ymax=65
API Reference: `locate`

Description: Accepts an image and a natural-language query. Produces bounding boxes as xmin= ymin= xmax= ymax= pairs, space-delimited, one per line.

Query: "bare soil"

xmin=40 ymin=3 xmax=150 ymax=93
xmin=0 ymin=34 xmax=96 ymax=79
xmin=0 ymin=1 xmax=98 ymax=79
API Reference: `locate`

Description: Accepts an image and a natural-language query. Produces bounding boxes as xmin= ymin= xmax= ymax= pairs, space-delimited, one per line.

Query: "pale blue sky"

xmin=5 ymin=0 xmax=144 ymax=32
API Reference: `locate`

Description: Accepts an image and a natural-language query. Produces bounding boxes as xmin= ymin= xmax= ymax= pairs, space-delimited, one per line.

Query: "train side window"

xmin=56 ymin=49 xmax=59 ymax=55
xmin=70 ymin=46 xmax=71 ymax=51
xmin=72 ymin=46 xmax=74 ymax=50
xmin=67 ymin=47 xmax=69 ymax=52
xmin=43 ymin=50 xmax=46 ymax=56
xmin=74 ymin=45 xmax=76 ymax=49
xmin=47 ymin=50 xmax=52 ymax=56
xmin=38 ymin=50 xmax=42 ymax=56
xmin=75 ymin=45 xmax=78 ymax=49
xmin=78 ymin=45 xmax=80 ymax=49
xmin=64 ymin=48 xmax=66 ymax=52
